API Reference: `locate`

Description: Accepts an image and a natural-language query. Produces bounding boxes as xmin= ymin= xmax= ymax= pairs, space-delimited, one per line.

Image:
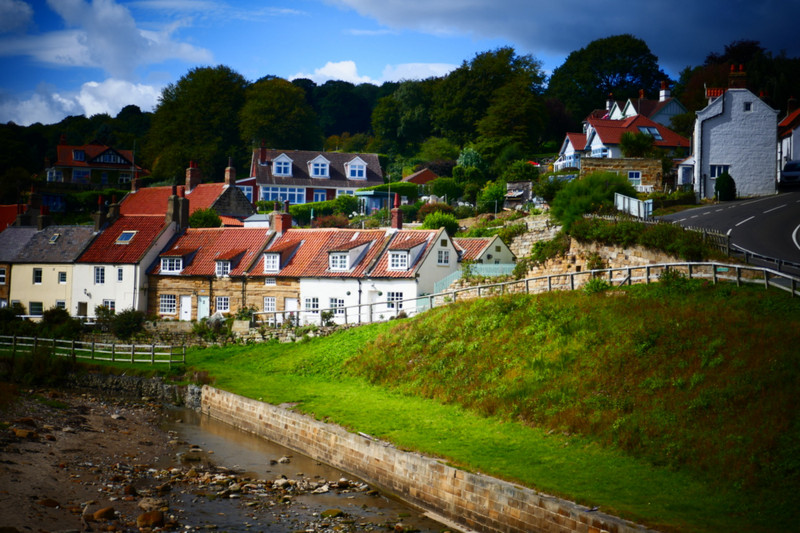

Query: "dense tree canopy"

xmin=239 ymin=78 xmax=322 ymax=151
xmin=547 ymin=34 xmax=668 ymax=122
xmin=146 ymin=65 xmax=248 ymax=183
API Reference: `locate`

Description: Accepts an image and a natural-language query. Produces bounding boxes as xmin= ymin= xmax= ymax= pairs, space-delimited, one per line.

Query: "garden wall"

xmin=200 ymin=385 xmax=656 ymax=533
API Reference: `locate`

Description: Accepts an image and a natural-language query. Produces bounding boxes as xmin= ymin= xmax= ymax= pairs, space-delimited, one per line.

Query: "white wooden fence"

xmin=0 ymin=336 xmax=186 ymax=365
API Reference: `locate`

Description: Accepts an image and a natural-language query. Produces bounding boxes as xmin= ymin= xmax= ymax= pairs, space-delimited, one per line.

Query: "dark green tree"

xmin=421 ymin=211 xmax=459 ymax=236
xmin=501 ymin=160 xmax=540 ymax=182
xmin=146 ymin=65 xmax=248 ymax=182
xmin=240 ymin=78 xmax=322 ymax=150
xmin=429 ymin=178 xmax=464 ymax=202
xmin=314 ymin=80 xmax=372 ymax=137
xmin=619 ymin=131 xmax=656 ymax=157
xmin=714 ymin=172 xmax=737 ymax=201
xmin=188 ymin=207 xmax=222 ymax=228
xmin=547 ymin=35 xmax=669 ymax=121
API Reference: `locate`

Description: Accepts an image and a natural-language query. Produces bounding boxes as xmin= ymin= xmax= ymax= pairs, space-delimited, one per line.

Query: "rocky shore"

xmin=0 ymin=384 xmax=436 ymax=533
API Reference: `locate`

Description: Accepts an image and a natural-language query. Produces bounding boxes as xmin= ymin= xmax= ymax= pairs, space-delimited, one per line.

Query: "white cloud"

xmin=0 ymin=0 xmax=214 ymax=78
xmin=291 ymin=60 xmax=374 ymax=84
xmin=0 ymin=78 xmax=161 ymax=126
xmin=291 ymin=60 xmax=457 ymax=85
xmin=0 ymin=0 xmax=33 ymax=33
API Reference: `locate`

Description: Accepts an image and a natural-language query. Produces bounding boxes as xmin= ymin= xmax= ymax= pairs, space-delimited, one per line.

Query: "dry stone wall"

xmin=509 ymin=215 xmax=561 ymax=258
xmin=201 ymin=386 xmax=655 ymax=533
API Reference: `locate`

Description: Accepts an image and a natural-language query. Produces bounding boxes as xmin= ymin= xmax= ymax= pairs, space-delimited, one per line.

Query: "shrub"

xmin=417 ymin=202 xmax=453 ymax=221
xmin=453 ymin=205 xmax=475 ymax=219
xmin=359 ymin=181 xmax=421 ymax=202
xmin=421 ymin=211 xmax=460 ymax=236
xmin=476 ymin=181 xmax=507 ymax=214
xmin=550 ymin=172 xmax=638 ymax=229
xmin=40 ymin=307 xmax=82 ymax=339
xmin=399 ymin=203 xmax=420 ymax=222
xmin=314 ymin=214 xmax=349 ymax=228
xmin=496 ymin=222 xmax=527 ymax=245
xmin=583 ymin=278 xmax=611 ymax=294
xmin=429 ymin=177 xmax=463 ymax=202
xmin=188 ymin=207 xmax=222 ymax=228
xmin=110 ymin=308 xmax=145 ymax=340
xmin=714 ymin=172 xmax=737 ymax=201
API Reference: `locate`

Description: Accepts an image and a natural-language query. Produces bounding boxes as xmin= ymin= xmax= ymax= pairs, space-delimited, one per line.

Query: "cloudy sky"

xmin=1 ymin=0 xmax=798 ymax=126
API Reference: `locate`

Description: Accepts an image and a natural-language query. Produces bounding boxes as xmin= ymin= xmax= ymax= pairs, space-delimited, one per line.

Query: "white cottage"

xmin=693 ymin=86 xmax=779 ymax=199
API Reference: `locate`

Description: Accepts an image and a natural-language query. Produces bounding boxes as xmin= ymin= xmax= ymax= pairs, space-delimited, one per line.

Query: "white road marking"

xmin=727 ymin=228 xmax=732 ymax=236
xmin=702 ymin=211 xmax=712 ymax=215
xmin=735 ymin=216 xmax=755 ymax=227
xmin=764 ymin=204 xmax=786 ymax=214
xmin=793 ymin=224 xmax=800 ymax=252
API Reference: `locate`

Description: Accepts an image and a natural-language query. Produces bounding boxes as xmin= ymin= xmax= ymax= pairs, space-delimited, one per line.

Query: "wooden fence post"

xmin=130 ymin=343 xmax=135 ymax=363
xmin=111 ymin=342 xmax=115 ymax=362
xmin=91 ymin=340 xmax=95 ymax=361
xmin=151 ymin=344 xmax=155 ymax=364
xmin=71 ymin=339 xmax=76 ymax=364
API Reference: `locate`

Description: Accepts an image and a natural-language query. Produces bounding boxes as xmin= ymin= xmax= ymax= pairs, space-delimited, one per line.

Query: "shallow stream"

xmin=160 ymin=406 xmax=451 ymax=532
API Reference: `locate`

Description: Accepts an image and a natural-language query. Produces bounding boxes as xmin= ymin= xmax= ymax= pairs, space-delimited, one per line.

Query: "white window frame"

xmin=94 ymin=266 xmax=105 ymax=284
xmin=313 ymin=189 xmax=327 ymax=202
xmin=329 ymin=253 xmax=349 ymax=271
xmin=117 ymin=268 xmax=123 ymax=282
xmin=628 ymin=171 xmax=642 ymax=186
xmin=329 ymin=297 xmax=345 ymax=315
xmin=102 ymin=299 xmax=115 ymax=312
xmin=710 ymin=165 xmax=730 ymax=179
xmin=216 ymin=296 xmax=230 ymax=313
xmin=55 ymin=300 xmax=66 ymax=310
xmin=347 ymin=163 xmax=365 ymax=179
xmin=33 ymin=268 xmax=42 ymax=285
xmin=305 ymin=297 xmax=319 ymax=314
xmin=58 ymin=271 xmax=66 ymax=284
xmin=237 ymin=185 xmax=253 ymax=202
xmin=119 ymin=172 xmax=132 ymax=184
xmin=388 ymin=251 xmax=409 ymax=271
xmin=264 ymin=254 xmax=280 ymax=273
xmin=336 ymin=189 xmax=356 ymax=197
xmin=160 ymin=294 xmax=177 ymax=314
xmin=264 ymin=277 xmax=276 ymax=286
xmin=29 ymin=301 xmax=43 ymax=316
xmin=263 ymin=296 xmax=276 ymax=313
xmin=273 ymin=155 xmax=293 ymax=177
xmin=387 ymin=291 xmax=403 ymax=310
xmin=161 ymin=257 xmax=183 ymax=274
xmin=216 ymin=261 xmax=231 ymax=277
xmin=0 ymin=268 xmax=7 ymax=284
xmin=311 ymin=162 xmax=329 ymax=178
xmin=437 ymin=250 xmax=450 ymax=266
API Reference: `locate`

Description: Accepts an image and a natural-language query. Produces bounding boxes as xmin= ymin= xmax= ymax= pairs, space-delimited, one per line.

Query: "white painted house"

xmin=692 ymin=87 xmax=779 ymax=199
xmin=778 ymin=102 xmax=800 ymax=179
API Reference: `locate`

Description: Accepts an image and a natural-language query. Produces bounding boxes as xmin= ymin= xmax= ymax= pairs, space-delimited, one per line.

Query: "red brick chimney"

xmin=659 ymin=81 xmax=670 ymax=102
xmin=185 ymin=160 xmax=201 ymax=192
xmin=729 ymin=64 xmax=747 ymax=89
xmin=224 ymin=157 xmax=235 ymax=186
xmin=271 ymin=201 xmax=292 ymax=234
xmin=390 ymin=193 xmax=402 ymax=230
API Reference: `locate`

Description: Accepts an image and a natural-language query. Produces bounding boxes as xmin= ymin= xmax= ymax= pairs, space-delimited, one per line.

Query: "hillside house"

xmin=453 ymin=236 xmax=516 ymax=265
xmin=236 ymin=145 xmax=383 ymax=207
xmin=46 ymin=137 xmax=144 ymax=187
xmin=0 ymin=227 xmax=37 ymax=309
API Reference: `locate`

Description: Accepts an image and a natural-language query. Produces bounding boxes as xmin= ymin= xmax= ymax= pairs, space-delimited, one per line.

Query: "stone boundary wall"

xmin=200 ymin=385 xmax=656 ymax=533
xmin=509 ymin=215 xmax=561 ymax=258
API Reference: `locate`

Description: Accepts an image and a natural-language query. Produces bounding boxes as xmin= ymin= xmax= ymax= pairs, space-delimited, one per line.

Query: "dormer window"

xmin=345 ymin=157 xmax=367 ymax=180
xmin=273 ymin=154 xmax=293 ymax=177
xmin=389 ymin=251 xmax=409 ymax=270
xmin=308 ymin=155 xmax=330 ymax=178
xmin=216 ymin=260 xmax=231 ymax=277
xmin=49 ymin=233 xmax=60 ymax=245
xmin=264 ymin=253 xmax=280 ymax=273
xmin=329 ymin=253 xmax=349 ymax=271
xmin=73 ymin=150 xmax=85 ymax=162
xmin=161 ymin=257 xmax=183 ymax=273
xmin=116 ymin=231 xmax=136 ymax=244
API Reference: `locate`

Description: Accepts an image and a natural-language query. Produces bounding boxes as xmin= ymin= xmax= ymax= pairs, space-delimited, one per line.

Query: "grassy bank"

xmin=179 ymin=278 xmax=799 ymax=532
xmin=8 ymin=278 xmax=797 ymax=532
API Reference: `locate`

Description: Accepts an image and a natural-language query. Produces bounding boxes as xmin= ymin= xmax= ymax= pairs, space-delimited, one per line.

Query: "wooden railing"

xmin=0 ymin=336 xmax=186 ymax=366
xmin=253 ymin=262 xmax=798 ymax=329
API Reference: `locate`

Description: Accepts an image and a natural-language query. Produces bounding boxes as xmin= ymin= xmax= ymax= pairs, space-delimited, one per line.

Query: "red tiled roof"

xmin=152 ymin=228 xmax=271 ymax=276
xmin=779 ymin=108 xmax=800 ymax=138
xmin=370 ymin=229 xmax=439 ymax=278
xmin=566 ymin=133 xmax=587 ymax=150
xmin=402 ymin=168 xmax=438 ymax=184
xmin=263 ymin=228 xmax=390 ymax=278
xmin=587 ymin=115 xmax=688 ymax=149
xmin=220 ymin=215 xmax=243 ymax=227
xmin=706 ymin=88 xmax=725 ymax=99
xmin=119 ymin=183 xmax=226 ymax=216
xmin=53 ymin=143 xmax=142 ymax=171
xmin=453 ymin=237 xmax=492 ymax=261
xmin=77 ymin=215 xmax=167 ymax=264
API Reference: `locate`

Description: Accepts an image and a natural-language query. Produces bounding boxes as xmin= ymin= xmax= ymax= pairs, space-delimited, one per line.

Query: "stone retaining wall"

xmin=509 ymin=215 xmax=562 ymax=258
xmin=200 ymin=385 xmax=655 ymax=533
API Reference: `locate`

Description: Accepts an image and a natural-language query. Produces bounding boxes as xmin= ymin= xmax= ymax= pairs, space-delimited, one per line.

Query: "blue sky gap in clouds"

xmin=0 ymin=0 xmax=797 ymax=126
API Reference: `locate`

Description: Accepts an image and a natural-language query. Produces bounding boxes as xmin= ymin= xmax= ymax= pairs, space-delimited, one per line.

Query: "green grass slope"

xmin=186 ymin=277 xmax=799 ymax=532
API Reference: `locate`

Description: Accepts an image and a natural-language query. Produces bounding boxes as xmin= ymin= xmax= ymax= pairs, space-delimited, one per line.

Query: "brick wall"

xmin=201 ymin=386 xmax=655 ymax=533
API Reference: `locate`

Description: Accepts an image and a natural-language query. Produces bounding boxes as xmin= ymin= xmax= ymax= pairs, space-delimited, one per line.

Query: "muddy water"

xmin=161 ymin=406 xmax=452 ymax=532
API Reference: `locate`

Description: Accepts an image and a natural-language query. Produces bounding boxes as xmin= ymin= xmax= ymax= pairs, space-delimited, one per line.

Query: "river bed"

xmin=160 ymin=406 xmax=453 ymax=532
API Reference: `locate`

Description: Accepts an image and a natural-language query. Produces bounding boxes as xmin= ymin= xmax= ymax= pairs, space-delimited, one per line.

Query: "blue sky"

xmin=1 ymin=0 xmax=798 ymax=126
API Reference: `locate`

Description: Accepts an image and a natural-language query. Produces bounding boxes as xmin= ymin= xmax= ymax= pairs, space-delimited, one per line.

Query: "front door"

xmin=197 ymin=296 xmax=210 ymax=320
xmin=284 ymin=297 xmax=298 ymax=326
xmin=180 ymin=295 xmax=192 ymax=321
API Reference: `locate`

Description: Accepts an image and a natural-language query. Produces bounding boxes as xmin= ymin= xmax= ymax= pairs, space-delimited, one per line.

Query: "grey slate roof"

xmin=252 ymin=149 xmax=384 ymax=188
xmin=0 ymin=227 xmax=38 ymax=262
xmin=13 ymin=225 xmax=97 ymax=263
